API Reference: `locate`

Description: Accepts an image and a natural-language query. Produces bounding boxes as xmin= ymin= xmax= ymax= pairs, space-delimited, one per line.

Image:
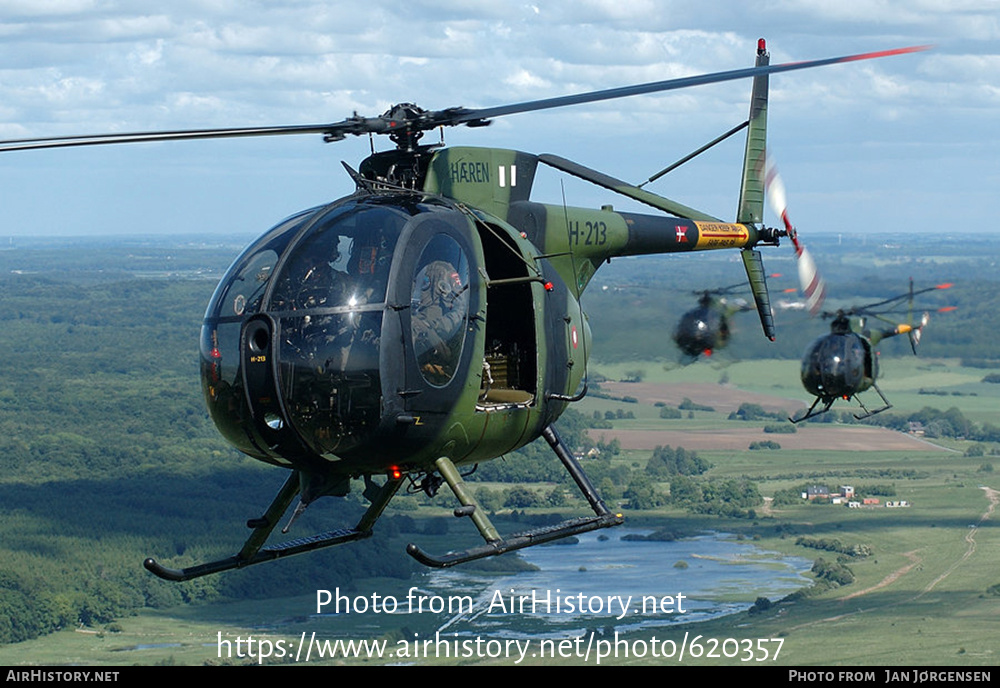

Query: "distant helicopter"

xmin=0 ymin=40 xmax=925 ymax=580
xmin=673 ymin=283 xmax=754 ymax=361
xmin=672 ymin=275 xmax=789 ymax=361
xmin=791 ymin=280 xmax=953 ymax=423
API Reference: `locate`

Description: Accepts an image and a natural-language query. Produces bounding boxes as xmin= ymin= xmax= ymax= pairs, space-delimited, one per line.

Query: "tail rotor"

xmin=763 ymin=153 xmax=828 ymax=315
xmin=904 ymin=278 xmax=953 ymax=353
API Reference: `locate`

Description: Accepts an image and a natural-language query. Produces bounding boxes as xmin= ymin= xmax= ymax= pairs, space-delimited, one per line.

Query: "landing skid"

xmin=144 ymin=471 xmax=403 ymax=582
xmin=789 ymin=396 xmax=834 ymax=424
xmin=406 ymin=424 xmax=624 ymax=568
xmin=789 ymin=383 xmax=892 ymax=424
xmin=144 ymin=425 xmax=622 ymax=579
xmin=144 ymin=527 xmax=374 ymax=582
xmin=852 ymin=382 xmax=892 ymax=420
xmin=407 ymin=513 xmax=622 ymax=567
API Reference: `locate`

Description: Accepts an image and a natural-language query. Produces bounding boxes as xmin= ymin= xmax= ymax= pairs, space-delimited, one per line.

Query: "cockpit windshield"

xmin=269 ymin=204 xmax=403 ymax=313
xmin=201 ymin=194 xmax=476 ymax=465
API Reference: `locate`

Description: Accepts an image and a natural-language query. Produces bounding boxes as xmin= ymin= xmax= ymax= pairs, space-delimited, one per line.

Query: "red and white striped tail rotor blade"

xmin=763 ymin=154 xmax=792 ymax=237
xmin=763 ymin=152 xmax=827 ymax=314
xmin=797 ymin=245 xmax=828 ymax=315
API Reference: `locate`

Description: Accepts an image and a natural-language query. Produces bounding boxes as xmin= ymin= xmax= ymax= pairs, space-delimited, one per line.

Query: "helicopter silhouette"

xmin=0 ymin=40 xmax=925 ymax=580
xmin=672 ymin=276 xmax=790 ymax=362
xmin=790 ymin=280 xmax=954 ymax=423
xmin=674 ymin=288 xmax=744 ymax=361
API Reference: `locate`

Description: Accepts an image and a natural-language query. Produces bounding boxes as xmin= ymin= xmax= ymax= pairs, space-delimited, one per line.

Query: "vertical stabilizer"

xmin=742 ymin=249 xmax=775 ymax=340
xmin=737 ymin=38 xmax=770 ymax=224
xmin=739 ymin=39 xmax=775 ymax=340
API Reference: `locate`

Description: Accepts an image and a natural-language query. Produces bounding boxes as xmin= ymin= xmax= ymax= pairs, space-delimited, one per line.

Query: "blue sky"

xmin=0 ymin=0 xmax=996 ymax=237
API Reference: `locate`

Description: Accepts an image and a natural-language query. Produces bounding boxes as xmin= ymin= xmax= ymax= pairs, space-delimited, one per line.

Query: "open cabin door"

xmin=476 ymin=221 xmax=537 ymax=410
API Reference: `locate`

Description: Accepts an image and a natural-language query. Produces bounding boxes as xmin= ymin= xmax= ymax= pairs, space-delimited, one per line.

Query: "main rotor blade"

xmin=855 ymin=282 xmax=953 ymax=314
xmin=442 ymin=45 xmax=930 ymax=125
xmin=0 ymin=120 xmax=377 ymax=152
xmin=0 ymin=44 xmax=928 ymax=153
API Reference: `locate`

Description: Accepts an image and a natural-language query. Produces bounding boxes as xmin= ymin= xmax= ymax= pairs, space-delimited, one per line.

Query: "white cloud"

xmin=129 ymin=39 xmax=164 ymax=66
xmin=0 ymin=0 xmax=993 ymax=235
xmin=504 ymin=69 xmax=553 ymax=91
xmin=0 ymin=0 xmax=100 ymax=16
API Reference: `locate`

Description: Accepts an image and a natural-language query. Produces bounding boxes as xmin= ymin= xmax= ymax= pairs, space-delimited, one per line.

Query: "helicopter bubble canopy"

xmin=800 ymin=327 xmax=873 ymax=401
xmin=674 ymin=303 xmax=729 ymax=358
xmin=200 ymin=194 xmax=476 ymax=471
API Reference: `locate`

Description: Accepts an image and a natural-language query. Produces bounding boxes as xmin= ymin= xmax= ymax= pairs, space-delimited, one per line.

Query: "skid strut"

xmin=790 ymin=383 xmax=893 ymax=424
xmin=144 ymin=471 xmax=404 ymax=582
xmin=406 ymin=424 xmax=624 ymax=567
xmin=853 ymin=382 xmax=892 ymax=420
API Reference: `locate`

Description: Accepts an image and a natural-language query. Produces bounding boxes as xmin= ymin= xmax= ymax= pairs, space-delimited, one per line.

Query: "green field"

xmin=3 ymin=355 xmax=997 ymax=667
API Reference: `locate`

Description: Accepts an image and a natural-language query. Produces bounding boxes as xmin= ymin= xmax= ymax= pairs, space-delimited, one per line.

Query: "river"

xmin=416 ymin=529 xmax=812 ymax=636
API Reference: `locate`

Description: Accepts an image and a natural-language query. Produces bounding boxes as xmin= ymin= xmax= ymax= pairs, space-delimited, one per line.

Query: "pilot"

xmin=274 ymin=239 xmax=359 ymax=373
xmin=297 ymin=252 xmax=335 ymax=307
xmin=272 ymin=240 xmax=352 ymax=311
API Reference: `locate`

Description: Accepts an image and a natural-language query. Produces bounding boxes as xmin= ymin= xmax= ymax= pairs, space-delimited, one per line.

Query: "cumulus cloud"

xmin=0 ymin=0 xmax=993 ymax=235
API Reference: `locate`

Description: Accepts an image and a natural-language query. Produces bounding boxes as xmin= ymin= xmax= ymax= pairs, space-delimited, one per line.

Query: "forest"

xmin=0 ymin=231 xmax=996 ymax=644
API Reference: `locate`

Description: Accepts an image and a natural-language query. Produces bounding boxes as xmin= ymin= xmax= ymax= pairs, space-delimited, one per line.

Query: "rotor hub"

xmin=383 ymin=103 xmax=427 ymax=151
